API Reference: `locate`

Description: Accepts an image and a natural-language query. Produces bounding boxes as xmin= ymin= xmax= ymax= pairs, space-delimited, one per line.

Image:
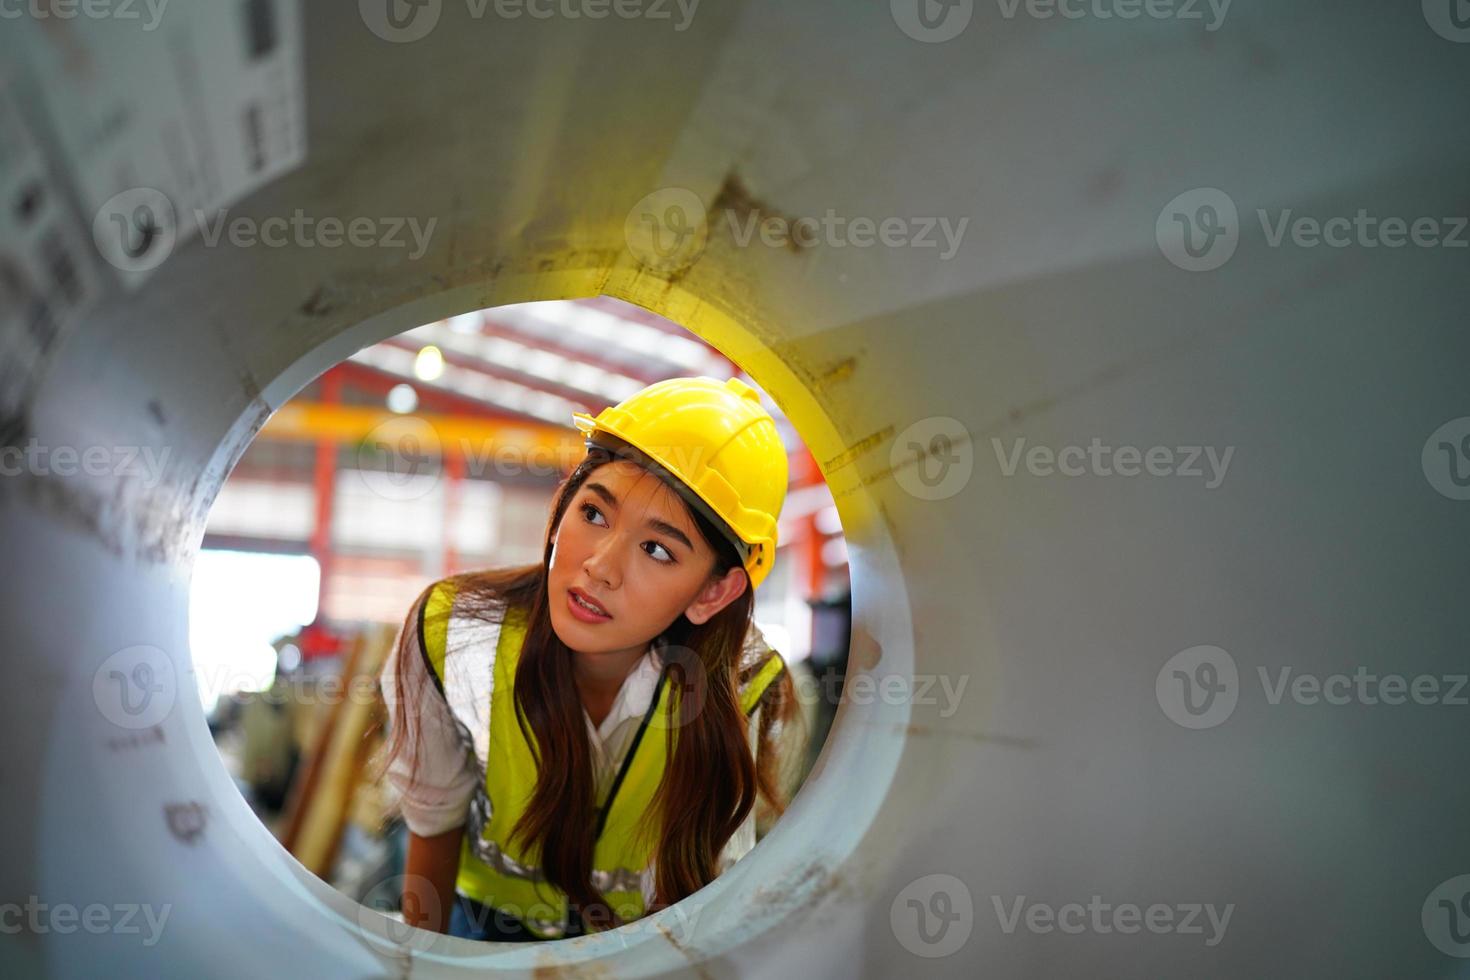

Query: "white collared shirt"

xmin=380 ymin=592 xmax=764 ymax=909
xmin=583 ymin=644 xmax=665 ymax=805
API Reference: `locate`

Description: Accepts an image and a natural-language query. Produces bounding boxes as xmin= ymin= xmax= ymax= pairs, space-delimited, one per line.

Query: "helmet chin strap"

xmin=583 ymin=431 xmax=754 ymax=570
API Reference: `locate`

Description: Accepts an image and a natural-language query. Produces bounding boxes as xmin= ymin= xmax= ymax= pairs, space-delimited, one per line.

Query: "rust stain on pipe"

xmin=749 ymin=857 xmax=855 ymax=927
xmin=709 ymin=173 xmax=811 ymax=255
xmin=654 ymin=921 xmax=716 ymax=980
xmin=823 ymin=426 xmax=893 ymax=473
xmin=164 ymin=801 xmax=208 ymax=845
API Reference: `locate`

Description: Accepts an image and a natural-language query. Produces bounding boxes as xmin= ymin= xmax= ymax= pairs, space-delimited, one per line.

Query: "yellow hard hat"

xmin=571 ymin=376 xmax=787 ymax=590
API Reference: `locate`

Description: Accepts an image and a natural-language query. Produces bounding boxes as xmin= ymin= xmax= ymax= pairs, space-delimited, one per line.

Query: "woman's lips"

xmin=567 ymin=588 xmax=612 ymax=623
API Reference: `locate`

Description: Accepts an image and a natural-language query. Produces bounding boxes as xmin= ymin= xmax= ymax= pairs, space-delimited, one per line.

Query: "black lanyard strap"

xmin=593 ymin=660 xmax=672 ymax=842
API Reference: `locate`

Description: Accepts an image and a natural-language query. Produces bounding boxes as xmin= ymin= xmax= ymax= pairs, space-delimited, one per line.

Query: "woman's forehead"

xmin=589 ymin=460 xmax=694 ymax=524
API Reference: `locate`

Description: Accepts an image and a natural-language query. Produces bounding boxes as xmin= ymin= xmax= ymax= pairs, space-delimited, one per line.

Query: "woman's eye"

xmin=580 ymin=501 xmax=673 ymax=564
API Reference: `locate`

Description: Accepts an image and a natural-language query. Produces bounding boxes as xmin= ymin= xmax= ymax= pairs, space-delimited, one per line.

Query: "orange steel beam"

xmin=259 ymin=401 xmax=583 ymax=469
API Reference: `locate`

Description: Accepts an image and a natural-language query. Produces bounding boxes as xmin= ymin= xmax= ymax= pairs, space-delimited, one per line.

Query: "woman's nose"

xmin=582 ymin=535 xmax=622 ymax=588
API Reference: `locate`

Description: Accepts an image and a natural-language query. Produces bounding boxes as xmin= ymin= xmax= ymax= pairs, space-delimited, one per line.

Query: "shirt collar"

xmin=589 ymin=642 xmax=663 ymax=743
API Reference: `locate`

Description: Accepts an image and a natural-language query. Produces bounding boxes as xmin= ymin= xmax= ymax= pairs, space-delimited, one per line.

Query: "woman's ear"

xmin=683 ymin=565 xmax=749 ymax=625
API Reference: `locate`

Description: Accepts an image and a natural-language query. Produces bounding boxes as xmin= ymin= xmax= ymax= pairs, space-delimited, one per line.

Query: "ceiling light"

xmin=414 ymin=345 xmax=446 ymax=381
xmin=386 ymin=384 xmax=419 ymax=414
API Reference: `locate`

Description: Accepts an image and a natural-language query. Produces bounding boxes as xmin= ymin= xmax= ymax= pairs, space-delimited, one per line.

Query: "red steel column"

xmin=442 ymin=449 xmax=464 ymax=575
xmin=304 ymin=368 xmax=342 ymax=659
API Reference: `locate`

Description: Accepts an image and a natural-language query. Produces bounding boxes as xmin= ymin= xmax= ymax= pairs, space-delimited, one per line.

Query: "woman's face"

xmin=547 ymin=459 xmax=748 ymax=657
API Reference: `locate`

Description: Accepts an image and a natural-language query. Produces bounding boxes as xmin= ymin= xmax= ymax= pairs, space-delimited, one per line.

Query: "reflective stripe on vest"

xmin=416 ymin=578 xmax=786 ymax=938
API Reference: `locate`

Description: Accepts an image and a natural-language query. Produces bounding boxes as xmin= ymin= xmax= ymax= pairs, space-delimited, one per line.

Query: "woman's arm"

xmin=378 ymin=586 xmax=481 ymax=934
xmin=403 ymin=824 xmax=465 ymax=934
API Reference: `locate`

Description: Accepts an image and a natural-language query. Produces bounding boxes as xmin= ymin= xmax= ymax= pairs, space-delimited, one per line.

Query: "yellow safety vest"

xmin=417 ymin=578 xmax=786 ymax=938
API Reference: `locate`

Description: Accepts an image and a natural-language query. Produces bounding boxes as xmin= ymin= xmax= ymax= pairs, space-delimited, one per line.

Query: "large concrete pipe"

xmin=2 ymin=1 xmax=1468 ymax=976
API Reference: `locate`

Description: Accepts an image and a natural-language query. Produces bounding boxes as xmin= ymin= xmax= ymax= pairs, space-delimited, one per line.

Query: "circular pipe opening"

xmin=180 ymin=283 xmax=915 ymax=973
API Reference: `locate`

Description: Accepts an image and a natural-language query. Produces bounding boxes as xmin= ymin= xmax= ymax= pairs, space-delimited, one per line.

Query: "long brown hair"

xmin=373 ymin=447 xmax=800 ymax=930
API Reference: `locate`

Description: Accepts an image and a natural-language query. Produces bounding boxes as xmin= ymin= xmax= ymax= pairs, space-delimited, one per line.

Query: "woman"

xmin=374 ymin=375 xmax=804 ymax=942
